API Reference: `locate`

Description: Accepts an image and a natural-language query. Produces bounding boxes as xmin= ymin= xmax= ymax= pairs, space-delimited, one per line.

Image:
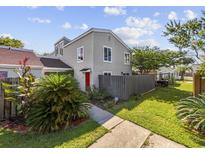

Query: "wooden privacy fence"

xmin=193 ymin=74 xmax=205 ymax=96
xmin=99 ymin=75 xmax=156 ymax=100
xmin=0 ymin=78 xmax=19 ymax=121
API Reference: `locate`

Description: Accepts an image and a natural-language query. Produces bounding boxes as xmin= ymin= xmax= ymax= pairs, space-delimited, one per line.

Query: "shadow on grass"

xmin=0 ymin=120 xmax=101 ymax=148
xmin=109 ymin=83 xmax=205 ymax=147
xmin=110 ymin=85 xmax=192 ymax=114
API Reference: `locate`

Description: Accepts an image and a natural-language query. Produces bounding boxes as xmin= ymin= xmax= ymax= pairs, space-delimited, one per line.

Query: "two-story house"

xmin=54 ymin=28 xmax=132 ymax=91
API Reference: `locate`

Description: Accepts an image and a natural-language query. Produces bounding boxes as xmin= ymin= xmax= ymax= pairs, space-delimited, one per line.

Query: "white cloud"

xmin=113 ymin=16 xmax=161 ymax=47
xmin=104 ymin=7 xmax=126 ymax=16
xmin=26 ymin=6 xmax=39 ymax=9
xmin=184 ymin=10 xmax=197 ymax=20
xmin=62 ymin=22 xmax=72 ymax=29
xmin=79 ymin=23 xmax=89 ymax=30
xmin=114 ymin=27 xmax=153 ymax=40
xmin=153 ymin=12 xmax=160 ymax=17
xmin=125 ymin=16 xmax=161 ymax=30
xmin=168 ymin=11 xmax=178 ymax=20
xmin=28 ymin=17 xmax=51 ymax=24
xmin=56 ymin=6 xmax=64 ymax=11
xmin=113 ymin=27 xmax=158 ymax=47
xmin=0 ymin=33 xmax=13 ymax=38
xmin=124 ymin=39 xmax=159 ymax=47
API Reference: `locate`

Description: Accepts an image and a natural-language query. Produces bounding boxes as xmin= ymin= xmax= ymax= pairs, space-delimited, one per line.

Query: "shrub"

xmin=27 ymin=74 xmax=90 ymax=133
xmin=2 ymin=57 xmax=35 ymax=116
xmin=87 ymin=86 xmax=111 ymax=103
xmin=177 ymin=94 xmax=205 ymax=134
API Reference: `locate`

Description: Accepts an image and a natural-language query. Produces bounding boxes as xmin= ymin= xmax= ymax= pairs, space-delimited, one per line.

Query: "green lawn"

xmin=108 ymin=81 xmax=205 ymax=147
xmin=0 ymin=119 xmax=107 ymax=148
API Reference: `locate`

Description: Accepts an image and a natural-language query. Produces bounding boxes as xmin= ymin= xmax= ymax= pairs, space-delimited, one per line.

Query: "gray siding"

xmin=93 ymin=32 xmax=132 ymax=88
xmin=61 ymin=31 xmax=131 ymax=91
xmin=62 ymin=33 xmax=94 ymax=90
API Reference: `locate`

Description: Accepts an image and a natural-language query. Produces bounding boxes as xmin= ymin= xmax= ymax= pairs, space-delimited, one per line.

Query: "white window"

xmin=103 ymin=46 xmax=112 ymax=62
xmin=103 ymin=71 xmax=112 ymax=76
xmin=124 ymin=53 xmax=130 ymax=64
xmin=77 ymin=46 xmax=84 ymax=62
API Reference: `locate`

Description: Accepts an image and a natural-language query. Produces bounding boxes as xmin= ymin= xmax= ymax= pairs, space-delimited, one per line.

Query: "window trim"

xmin=103 ymin=46 xmax=112 ymax=63
xmin=77 ymin=46 xmax=84 ymax=63
xmin=124 ymin=52 xmax=130 ymax=65
xmin=103 ymin=71 xmax=112 ymax=76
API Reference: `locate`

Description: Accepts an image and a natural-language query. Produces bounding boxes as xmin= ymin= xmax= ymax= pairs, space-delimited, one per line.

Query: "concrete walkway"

xmin=89 ymin=104 xmax=185 ymax=148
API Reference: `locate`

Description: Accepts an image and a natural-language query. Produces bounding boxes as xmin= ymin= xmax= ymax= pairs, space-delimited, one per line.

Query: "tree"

xmin=131 ymin=47 xmax=194 ymax=74
xmin=0 ymin=37 xmax=24 ymax=48
xmin=163 ymin=20 xmax=190 ymax=52
xmin=176 ymin=65 xmax=192 ymax=81
xmin=163 ymin=11 xmax=205 ymax=60
xmin=132 ymin=47 xmax=163 ymax=74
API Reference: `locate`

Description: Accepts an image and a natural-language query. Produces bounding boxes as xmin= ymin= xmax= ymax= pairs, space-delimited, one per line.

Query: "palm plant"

xmin=27 ymin=74 xmax=90 ymax=133
xmin=177 ymin=94 xmax=205 ymax=134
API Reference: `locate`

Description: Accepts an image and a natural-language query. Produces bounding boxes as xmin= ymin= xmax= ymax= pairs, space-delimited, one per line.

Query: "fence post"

xmin=193 ymin=74 xmax=200 ymax=96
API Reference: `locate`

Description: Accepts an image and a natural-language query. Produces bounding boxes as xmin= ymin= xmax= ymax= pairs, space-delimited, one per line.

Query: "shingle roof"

xmin=40 ymin=57 xmax=71 ymax=68
xmin=0 ymin=46 xmax=43 ymax=67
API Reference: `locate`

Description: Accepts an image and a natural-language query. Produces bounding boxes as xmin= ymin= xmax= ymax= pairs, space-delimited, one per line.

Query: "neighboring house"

xmin=39 ymin=56 xmax=72 ymax=74
xmin=54 ymin=28 xmax=132 ymax=91
xmin=53 ymin=37 xmax=71 ymax=57
xmin=0 ymin=46 xmax=71 ymax=79
xmin=157 ymin=67 xmax=179 ymax=80
xmin=0 ymin=46 xmax=43 ymax=79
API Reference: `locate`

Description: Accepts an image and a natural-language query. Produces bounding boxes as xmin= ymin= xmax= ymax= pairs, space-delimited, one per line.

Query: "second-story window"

xmin=77 ymin=46 xmax=84 ymax=62
xmin=124 ymin=53 xmax=130 ymax=64
xmin=104 ymin=46 xmax=112 ymax=62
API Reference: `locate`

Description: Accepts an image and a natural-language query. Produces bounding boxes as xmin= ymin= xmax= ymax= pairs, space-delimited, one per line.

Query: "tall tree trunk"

xmin=180 ymin=71 xmax=185 ymax=81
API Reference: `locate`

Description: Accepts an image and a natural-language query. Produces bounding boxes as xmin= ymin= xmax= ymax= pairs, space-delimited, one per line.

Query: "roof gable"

xmin=63 ymin=28 xmax=130 ymax=51
xmin=54 ymin=36 xmax=71 ymax=45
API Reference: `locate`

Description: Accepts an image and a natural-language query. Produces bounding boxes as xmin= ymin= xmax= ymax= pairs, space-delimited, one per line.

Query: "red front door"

xmin=85 ymin=72 xmax=90 ymax=89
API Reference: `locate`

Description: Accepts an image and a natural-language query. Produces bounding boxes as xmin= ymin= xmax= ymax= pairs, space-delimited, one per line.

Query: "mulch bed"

xmin=0 ymin=116 xmax=88 ymax=134
xmin=0 ymin=116 xmax=28 ymax=134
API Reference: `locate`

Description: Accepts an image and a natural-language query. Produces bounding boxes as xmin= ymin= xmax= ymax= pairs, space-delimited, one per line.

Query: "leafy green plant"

xmin=177 ymin=94 xmax=205 ymax=134
xmin=2 ymin=57 xmax=35 ymax=116
xmin=27 ymin=74 xmax=90 ymax=133
xmin=87 ymin=86 xmax=111 ymax=103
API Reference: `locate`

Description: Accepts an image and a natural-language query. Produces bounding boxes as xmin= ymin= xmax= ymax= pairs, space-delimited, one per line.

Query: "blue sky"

xmin=0 ymin=6 xmax=204 ymax=54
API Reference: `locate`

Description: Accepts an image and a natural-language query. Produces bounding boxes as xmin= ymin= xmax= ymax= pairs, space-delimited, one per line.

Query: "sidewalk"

xmin=89 ymin=104 xmax=185 ymax=148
